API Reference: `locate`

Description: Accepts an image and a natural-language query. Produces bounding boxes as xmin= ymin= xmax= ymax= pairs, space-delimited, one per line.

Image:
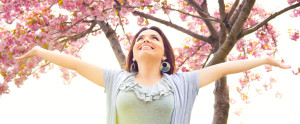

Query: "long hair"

xmin=124 ymin=26 xmax=176 ymax=74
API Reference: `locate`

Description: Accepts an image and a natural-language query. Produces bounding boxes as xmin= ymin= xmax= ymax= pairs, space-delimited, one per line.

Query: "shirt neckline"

xmin=132 ymin=74 xmax=166 ymax=87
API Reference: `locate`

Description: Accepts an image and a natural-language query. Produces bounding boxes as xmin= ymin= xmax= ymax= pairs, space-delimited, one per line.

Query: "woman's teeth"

xmin=140 ymin=46 xmax=153 ymax=50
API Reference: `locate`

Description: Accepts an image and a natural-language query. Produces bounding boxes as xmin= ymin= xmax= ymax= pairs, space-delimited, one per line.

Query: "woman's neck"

xmin=135 ymin=60 xmax=162 ymax=85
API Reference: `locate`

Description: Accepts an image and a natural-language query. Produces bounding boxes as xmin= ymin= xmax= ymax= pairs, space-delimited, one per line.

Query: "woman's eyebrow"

xmin=137 ymin=34 xmax=159 ymax=39
xmin=151 ymin=34 xmax=160 ymax=37
xmin=137 ymin=35 xmax=144 ymax=39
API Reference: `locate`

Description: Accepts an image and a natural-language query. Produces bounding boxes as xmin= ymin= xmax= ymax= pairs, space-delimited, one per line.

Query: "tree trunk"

xmin=213 ymin=76 xmax=230 ymax=124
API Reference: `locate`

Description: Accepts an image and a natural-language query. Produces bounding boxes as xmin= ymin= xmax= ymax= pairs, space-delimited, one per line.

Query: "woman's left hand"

xmin=265 ymin=56 xmax=291 ymax=69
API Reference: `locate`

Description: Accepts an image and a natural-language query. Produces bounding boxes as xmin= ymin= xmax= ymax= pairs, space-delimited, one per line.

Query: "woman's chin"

xmin=136 ymin=52 xmax=160 ymax=60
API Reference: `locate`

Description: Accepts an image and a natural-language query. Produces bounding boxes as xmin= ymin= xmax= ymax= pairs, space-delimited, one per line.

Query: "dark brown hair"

xmin=124 ymin=26 xmax=176 ymax=74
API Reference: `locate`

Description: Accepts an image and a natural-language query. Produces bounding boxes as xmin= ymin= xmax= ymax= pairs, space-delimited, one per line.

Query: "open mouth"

xmin=139 ymin=45 xmax=154 ymax=50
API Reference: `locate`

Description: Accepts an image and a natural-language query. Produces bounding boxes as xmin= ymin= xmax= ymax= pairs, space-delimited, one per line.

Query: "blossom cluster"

xmin=175 ymin=38 xmax=212 ymax=72
xmin=0 ymin=0 xmax=178 ymax=96
xmin=0 ymin=0 xmax=97 ymax=96
xmin=227 ymin=4 xmax=282 ymax=104
xmin=289 ymin=29 xmax=299 ymax=41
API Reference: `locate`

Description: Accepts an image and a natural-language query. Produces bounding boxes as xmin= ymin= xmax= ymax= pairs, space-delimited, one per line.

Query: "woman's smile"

xmin=139 ymin=44 xmax=154 ymax=50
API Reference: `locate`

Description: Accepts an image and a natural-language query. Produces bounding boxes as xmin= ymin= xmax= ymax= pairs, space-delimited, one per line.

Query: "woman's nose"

xmin=143 ymin=40 xmax=150 ymax=43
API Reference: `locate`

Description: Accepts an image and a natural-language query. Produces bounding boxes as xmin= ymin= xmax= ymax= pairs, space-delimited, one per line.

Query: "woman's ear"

xmin=162 ymin=55 xmax=167 ymax=61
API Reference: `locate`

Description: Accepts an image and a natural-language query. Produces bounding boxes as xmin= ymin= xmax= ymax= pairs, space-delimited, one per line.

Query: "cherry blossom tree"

xmin=0 ymin=0 xmax=299 ymax=123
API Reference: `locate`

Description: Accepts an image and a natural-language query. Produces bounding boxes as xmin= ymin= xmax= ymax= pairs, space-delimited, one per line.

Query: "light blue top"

xmin=103 ymin=69 xmax=199 ymax=124
xmin=116 ymin=74 xmax=174 ymax=124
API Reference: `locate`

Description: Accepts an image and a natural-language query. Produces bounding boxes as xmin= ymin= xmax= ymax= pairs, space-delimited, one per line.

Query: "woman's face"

xmin=132 ymin=29 xmax=166 ymax=62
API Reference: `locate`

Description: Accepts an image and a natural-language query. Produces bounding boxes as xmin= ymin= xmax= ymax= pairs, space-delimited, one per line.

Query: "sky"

xmin=1 ymin=0 xmax=300 ymax=124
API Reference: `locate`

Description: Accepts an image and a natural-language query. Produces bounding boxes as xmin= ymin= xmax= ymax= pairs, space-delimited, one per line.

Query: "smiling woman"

xmin=15 ymin=26 xmax=290 ymax=124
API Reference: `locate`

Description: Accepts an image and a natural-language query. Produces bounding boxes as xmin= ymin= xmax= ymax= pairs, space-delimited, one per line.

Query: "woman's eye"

xmin=137 ymin=38 xmax=143 ymax=42
xmin=153 ymin=37 xmax=158 ymax=40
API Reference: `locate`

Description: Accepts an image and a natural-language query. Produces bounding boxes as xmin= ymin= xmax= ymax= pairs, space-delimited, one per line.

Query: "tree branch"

xmin=162 ymin=7 xmax=173 ymax=23
xmin=185 ymin=0 xmax=219 ymax=39
xmin=225 ymin=0 xmax=240 ymax=23
xmin=242 ymin=2 xmax=300 ymax=36
xmin=109 ymin=5 xmax=221 ymax=23
xmin=113 ymin=0 xmax=129 ymax=43
xmin=265 ymin=24 xmax=278 ymax=57
xmin=113 ymin=0 xmax=121 ymax=6
xmin=178 ymin=42 xmax=208 ymax=67
xmin=218 ymin=0 xmax=227 ymax=48
xmin=202 ymin=51 xmax=213 ymax=68
xmin=132 ymin=11 xmax=210 ymax=43
xmin=218 ymin=0 xmax=226 ymax=20
xmin=52 ymin=15 xmax=89 ymax=35
xmin=53 ymin=21 xmax=97 ymax=44
xmin=165 ymin=7 xmax=222 ymax=23
xmin=207 ymin=0 xmax=256 ymax=67
xmin=228 ymin=0 xmax=246 ymax=27
xmin=64 ymin=22 xmax=96 ymax=42
xmin=116 ymin=8 xmax=131 ymax=42
xmin=96 ymin=20 xmax=126 ymax=68
xmin=230 ymin=0 xmax=256 ymax=38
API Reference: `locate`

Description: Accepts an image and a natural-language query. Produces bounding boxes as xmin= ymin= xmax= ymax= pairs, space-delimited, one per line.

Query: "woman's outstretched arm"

xmin=198 ymin=57 xmax=291 ymax=88
xmin=15 ymin=46 xmax=105 ymax=87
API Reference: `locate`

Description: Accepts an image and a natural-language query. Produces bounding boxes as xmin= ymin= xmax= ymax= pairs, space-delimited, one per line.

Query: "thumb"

xmin=14 ymin=52 xmax=31 ymax=60
xmin=14 ymin=55 xmax=26 ymax=60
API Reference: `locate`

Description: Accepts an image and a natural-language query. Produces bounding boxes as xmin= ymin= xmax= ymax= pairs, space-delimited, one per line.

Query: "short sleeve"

xmin=102 ymin=68 xmax=123 ymax=93
xmin=179 ymin=70 xmax=200 ymax=93
xmin=170 ymin=70 xmax=200 ymax=95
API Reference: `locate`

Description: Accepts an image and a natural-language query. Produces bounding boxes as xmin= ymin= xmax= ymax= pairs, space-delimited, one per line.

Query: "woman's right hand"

xmin=15 ymin=46 xmax=42 ymax=60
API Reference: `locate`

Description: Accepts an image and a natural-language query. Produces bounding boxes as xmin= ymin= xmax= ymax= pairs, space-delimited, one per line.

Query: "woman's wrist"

xmin=33 ymin=46 xmax=43 ymax=57
xmin=264 ymin=56 xmax=282 ymax=67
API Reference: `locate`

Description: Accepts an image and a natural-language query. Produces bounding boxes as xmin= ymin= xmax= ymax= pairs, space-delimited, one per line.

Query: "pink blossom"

xmin=153 ymin=4 xmax=161 ymax=11
xmin=270 ymin=76 xmax=277 ymax=83
xmin=289 ymin=30 xmax=299 ymax=41
xmin=292 ymin=70 xmax=299 ymax=75
xmin=144 ymin=0 xmax=152 ymax=5
xmin=288 ymin=0 xmax=297 ymax=5
xmin=291 ymin=8 xmax=300 ymax=17
xmin=180 ymin=13 xmax=188 ymax=21
xmin=264 ymin=65 xmax=272 ymax=72
xmin=181 ymin=66 xmax=188 ymax=72
xmin=263 ymin=84 xmax=268 ymax=91
xmin=0 ymin=83 xmax=9 ymax=96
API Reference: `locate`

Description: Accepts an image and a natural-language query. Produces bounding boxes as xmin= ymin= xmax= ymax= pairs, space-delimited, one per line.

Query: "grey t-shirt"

xmin=103 ymin=69 xmax=199 ymax=124
xmin=116 ymin=91 xmax=174 ymax=124
xmin=116 ymin=74 xmax=174 ymax=124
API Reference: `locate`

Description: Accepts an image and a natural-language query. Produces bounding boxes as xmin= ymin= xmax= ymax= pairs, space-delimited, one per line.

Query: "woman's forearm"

xmin=198 ymin=57 xmax=289 ymax=88
xmin=218 ymin=57 xmax=268 ymax=76
xmin=16 ymin=46 xmax=105 ymax=86
xmin=36 ymin=48 xmax=81 ymax=71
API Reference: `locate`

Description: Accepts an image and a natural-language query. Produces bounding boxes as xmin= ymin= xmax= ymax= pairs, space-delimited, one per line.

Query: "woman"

xmin=16 ymin=26 xmax=291 ymax=124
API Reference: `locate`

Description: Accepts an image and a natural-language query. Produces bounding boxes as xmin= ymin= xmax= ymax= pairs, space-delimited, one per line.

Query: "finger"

xmin=280 ymin=64 xmax=291 ymax=69
xmin=15 ymin=56 xmax=25 ymax=60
